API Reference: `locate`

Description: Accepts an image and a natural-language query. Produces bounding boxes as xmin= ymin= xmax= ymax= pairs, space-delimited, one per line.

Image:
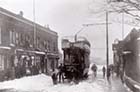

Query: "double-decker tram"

xmin=61 ymin=37 xmax=90 ymax=82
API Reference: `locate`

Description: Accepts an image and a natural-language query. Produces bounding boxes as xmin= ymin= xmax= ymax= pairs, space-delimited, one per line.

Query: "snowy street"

xmin=0 ymin=66 xmax=131 ymax=92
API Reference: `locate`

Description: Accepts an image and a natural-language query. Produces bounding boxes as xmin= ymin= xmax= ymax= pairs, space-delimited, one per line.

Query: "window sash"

xmin=0 ymin=55 xmax=4 ymax=70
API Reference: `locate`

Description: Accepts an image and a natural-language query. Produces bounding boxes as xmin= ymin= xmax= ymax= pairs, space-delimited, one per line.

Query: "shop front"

xmin=0 ymin=46 xmax=12 ymax=81
xmin=15 ymin=50 xmax=47 ymax=76
xmin=46 ymin=52 xmax=59 ymax=75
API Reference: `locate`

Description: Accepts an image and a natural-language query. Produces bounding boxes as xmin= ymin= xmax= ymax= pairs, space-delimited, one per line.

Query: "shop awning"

xmin=27 ymin=51 xmax=45 ymax=55
xmin=34 ymin=51 xmax=45 ymax=55
xmin=18 ymin=50 xmax=45 ymax=55
xmin=123 ymin=51 xmax=131 ymax=55
xmin=16 ymin=49 xmax=24 ymax=51
xmin=0 ymin=46 xmax=11 ymax=50
xmin=47 ymin=52 xmax=59 ymax=59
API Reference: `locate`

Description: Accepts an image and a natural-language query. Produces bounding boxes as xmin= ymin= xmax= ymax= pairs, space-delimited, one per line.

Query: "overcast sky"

xmin=0 ymin=0 xmax=137 ymax=64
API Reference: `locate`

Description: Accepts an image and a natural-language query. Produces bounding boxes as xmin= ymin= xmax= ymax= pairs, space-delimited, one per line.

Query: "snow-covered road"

xmin=0 ymin=65 xmax=129 ymax=92
xmin=0 ymin=74 xmax=105 ymax=92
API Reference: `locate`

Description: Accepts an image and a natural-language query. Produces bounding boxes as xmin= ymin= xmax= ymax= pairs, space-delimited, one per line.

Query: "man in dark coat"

xmin=91 ymin=64 xmax=97 ymax=77
xmin=102 ymin=66 xmax=106 ymax=78
xmin=58 ymin=63 xmax=64 ymax=83
xmin=51 ymin=69 xmax=58 ymax=85
xmin=107 ymin=67 xmax=111 ymax=84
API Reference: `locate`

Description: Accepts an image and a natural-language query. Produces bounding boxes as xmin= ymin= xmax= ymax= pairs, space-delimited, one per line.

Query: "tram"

xmin=61 ymin=37 xmax=90 ymax=81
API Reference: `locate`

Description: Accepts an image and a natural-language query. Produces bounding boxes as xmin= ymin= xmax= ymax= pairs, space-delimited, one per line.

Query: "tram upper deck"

xmin=62 ymin=36 xmax=90 ymax=54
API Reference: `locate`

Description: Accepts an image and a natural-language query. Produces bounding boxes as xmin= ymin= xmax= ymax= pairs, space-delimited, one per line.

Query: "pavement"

xmin=124 ymin=75 xmax=140 ymax=92
xmin=92 ymin=72 xmax=131 ymax=92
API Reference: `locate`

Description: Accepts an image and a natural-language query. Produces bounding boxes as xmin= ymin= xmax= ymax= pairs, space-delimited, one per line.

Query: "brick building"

xmin=0 ymin=7 xmax=59 ymax=81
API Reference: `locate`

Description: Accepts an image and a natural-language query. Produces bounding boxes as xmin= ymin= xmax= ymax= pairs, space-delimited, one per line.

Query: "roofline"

xmin=0 ymin=7 xmax=57 ymax=36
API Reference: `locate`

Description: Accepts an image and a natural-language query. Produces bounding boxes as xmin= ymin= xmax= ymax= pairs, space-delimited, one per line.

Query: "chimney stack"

xmin=19 ymin=11 xmax=23 ymax=17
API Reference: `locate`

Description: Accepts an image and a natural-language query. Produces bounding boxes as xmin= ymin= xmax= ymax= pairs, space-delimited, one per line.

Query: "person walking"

xmin=91 ymin=64 xmax=97 ymax=78
xmin=107 ymin=66 xmax=111 ymax=84
xmin=58 ymin=63 xmax=64 ymax=83
xmin=102 ymin=66 xmax=106 ymax=78
xmin=51 ymin=69 xmax=58 ymax=85
xmin=120 ymin=67 xmax=124 ymax=83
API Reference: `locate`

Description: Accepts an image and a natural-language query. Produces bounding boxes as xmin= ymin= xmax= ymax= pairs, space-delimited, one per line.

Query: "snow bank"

xmin=0 ymin=74 xmax=104 ymax=92
xmin=47 ymin=81 xmax=103 ymax=92
xmin=0 ymin=74 xmax=52 ymax=91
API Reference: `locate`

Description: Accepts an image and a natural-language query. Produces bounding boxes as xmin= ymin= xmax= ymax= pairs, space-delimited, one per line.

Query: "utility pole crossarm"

xmin=83 ymin=23 xmax=112 ymax=27
xmin=75 ymin=22 xmax=112 ymax=42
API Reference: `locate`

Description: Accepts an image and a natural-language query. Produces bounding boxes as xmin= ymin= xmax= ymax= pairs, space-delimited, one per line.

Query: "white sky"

xmin=0 ymin=0 xmax=137 ymax=64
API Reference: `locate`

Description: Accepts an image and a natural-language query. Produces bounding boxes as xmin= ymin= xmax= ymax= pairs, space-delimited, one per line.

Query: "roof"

xmin=0 ymin=7 xmax=57 ymax=36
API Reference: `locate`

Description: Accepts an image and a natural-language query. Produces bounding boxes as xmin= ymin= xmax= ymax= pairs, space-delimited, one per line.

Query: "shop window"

xmin=0 ymin=55 xmax=4 ymax=70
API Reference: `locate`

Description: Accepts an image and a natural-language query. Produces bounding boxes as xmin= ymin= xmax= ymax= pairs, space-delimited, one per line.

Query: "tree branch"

xmin=108 ymin=0 xmax=140 ymax=20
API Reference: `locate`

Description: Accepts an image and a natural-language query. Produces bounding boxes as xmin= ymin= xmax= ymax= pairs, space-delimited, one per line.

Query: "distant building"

xmin=0 ymin=7 xmax=59 ymax=81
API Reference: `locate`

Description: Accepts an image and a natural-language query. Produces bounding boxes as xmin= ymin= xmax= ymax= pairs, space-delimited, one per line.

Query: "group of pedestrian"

xmin=91 ymin=63 xmax=113 ymax=84
xmin=52 ymin=63 xmax=115 ymax=85
xmin=105 ymin=64 xmax=125 ymax=84
xmin=102 ymin=65 xmax=114 ymax=84
xmin=51 ymin=63 xmax=65 ymax=85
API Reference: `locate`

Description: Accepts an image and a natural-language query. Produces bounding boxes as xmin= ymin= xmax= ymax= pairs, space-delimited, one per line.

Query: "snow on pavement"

xmin=0 ymin=74 xmax=104 ymax=92
xmin=0 ymin=74 xmax=52 ymax=91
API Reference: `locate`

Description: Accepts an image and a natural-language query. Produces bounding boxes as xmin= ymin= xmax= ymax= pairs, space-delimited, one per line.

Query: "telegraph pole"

xmin=83 ymin=12 xmax=110 ymax=72
xmin=33 ymin=0 xmax=36 ymax=48
xmin=122 ymin=12 xmax=124 ymax=39
xmin=106 ymin=11 xmax=109 ymax=72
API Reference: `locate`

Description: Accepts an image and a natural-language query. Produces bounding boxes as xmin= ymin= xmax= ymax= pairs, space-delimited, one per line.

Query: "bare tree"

xmin=108 ymin=0 xmax=140 ymax=20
